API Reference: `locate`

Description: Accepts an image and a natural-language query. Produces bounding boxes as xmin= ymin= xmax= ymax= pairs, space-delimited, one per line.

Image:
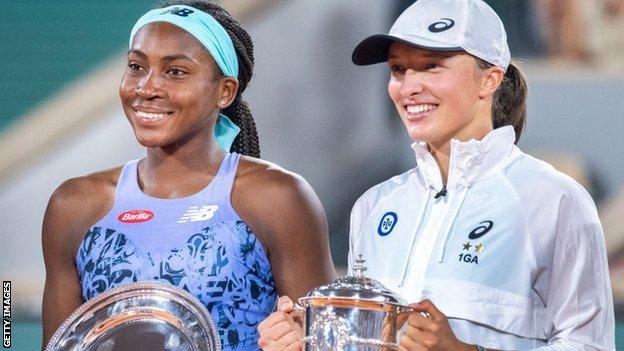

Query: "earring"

xmin=219 ymin=99 xmax=227 ymax=107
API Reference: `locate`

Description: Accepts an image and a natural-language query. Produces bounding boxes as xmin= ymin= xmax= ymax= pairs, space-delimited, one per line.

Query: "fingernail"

xmin=277 ymin=297 xmax=291 ymax=310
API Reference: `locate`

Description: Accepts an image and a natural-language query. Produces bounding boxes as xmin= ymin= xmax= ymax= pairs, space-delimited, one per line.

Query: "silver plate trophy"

xmin=45 ymin=281 xmax=221 ymax=351
xmin=298 ymin=255 xmax=413 ymax=351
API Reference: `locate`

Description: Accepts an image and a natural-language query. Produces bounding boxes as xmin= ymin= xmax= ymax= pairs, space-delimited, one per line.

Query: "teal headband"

xmin=130 ymin=5 xmax=239 ymax=77
xmin=129 ymin=5 xmax=241 ymax=151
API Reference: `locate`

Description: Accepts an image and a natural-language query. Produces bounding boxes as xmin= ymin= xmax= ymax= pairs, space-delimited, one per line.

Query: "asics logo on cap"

xmin=428 ymin=18 xmax=455 ymax=33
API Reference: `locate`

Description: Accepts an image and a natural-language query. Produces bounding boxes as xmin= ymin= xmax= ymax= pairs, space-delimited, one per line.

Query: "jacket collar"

xmin=411 ymin=126 xmax=517 ymax=191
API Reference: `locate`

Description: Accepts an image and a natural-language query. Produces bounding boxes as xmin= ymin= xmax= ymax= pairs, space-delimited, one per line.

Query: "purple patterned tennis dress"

xmin=76 ymin=152 xmax=276 ymax=350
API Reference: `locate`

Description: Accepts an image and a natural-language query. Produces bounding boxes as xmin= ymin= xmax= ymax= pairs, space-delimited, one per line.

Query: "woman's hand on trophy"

xmin=258 ymin=296 xmax=305 ymax=351
xmin=399 ymin=300 xmax=475 ymax=351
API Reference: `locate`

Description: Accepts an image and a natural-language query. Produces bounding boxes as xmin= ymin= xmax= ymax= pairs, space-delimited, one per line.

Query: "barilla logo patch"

xmin=118 ymin=210 xmax=154 ymax=223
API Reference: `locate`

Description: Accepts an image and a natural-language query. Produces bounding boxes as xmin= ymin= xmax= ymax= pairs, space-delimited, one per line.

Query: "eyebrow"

xmin=127 ymin=49 xmax=195 ymax=63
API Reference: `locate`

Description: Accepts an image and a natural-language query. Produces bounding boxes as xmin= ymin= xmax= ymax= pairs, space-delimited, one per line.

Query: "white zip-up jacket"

xmin=348 ymin=126 xmax=615 ymax=350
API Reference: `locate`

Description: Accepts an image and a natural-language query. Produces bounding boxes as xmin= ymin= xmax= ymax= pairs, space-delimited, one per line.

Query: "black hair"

xmin=159 ymin=0 xmax=260 ymax=157
xmin=477 ymin=59 xmax=528 ymax=144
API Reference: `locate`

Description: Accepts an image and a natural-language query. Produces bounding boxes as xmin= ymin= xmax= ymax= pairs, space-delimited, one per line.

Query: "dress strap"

xmin=114 ymin=159 xmax=142 ymax=201
xmin=204 ymin=152 xmax=241 ymax=220
xmin=211 ymin=152 xmax=240 ymax=197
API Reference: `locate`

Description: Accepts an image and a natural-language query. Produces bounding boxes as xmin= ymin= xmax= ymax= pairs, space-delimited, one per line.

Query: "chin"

xmin=404 ymin=126 xmax=431 ymax=143
xmin=133 ymin=132 xmax=169 ymax=148
xmin=136 ymin=140 xmax=162 ymax=148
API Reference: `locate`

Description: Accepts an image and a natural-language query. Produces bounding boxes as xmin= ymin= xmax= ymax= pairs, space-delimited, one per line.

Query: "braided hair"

xmin=159 ymin=0 xmax=260 ymax=157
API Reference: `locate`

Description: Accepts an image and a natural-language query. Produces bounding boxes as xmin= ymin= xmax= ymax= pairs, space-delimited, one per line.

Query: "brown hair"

xmin=477 ymin=59 xmax=528 ymax=143
xmin=159 ymin=0 xmax=261 ymax=157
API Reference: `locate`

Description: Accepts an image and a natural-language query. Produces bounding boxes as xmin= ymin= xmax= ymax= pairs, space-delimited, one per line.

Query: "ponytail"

xmin=478 ymin=60 xmax=528 ymax=143
xmin=223 ymin=98 xmax=260 ymax=157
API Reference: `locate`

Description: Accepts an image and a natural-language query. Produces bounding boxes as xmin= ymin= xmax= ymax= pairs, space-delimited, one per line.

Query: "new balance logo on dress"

xmin=177 ymin=205 xmax=219 ymax=223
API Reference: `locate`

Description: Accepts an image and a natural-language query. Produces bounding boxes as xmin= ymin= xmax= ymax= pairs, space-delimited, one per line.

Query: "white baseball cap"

xmin=352 ymin=0 xmax=511 ymax=71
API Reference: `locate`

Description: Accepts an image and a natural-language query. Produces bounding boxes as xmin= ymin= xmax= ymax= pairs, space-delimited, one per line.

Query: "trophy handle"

xmin=293 ymin=302 xmax=306 ymax=313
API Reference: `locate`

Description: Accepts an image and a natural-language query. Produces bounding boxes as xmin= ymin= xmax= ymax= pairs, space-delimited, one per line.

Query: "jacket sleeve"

xmin=534 ymin=185 xmax=615 ymax=350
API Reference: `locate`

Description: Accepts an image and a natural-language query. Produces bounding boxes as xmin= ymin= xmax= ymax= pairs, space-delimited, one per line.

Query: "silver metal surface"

xmin=45 ymin=281 xmax=221 ymax=351
xmin=299 ymin=255 xmax=411 ymax=351
xmin=299 ymin=255 xmax=409 ymax=308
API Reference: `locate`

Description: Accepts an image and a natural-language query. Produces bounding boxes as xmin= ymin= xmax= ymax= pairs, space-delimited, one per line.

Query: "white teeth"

xmin=136 ymin=111 xmax=167 ymax=121
xmin=407 ymin=104 xmax=436 ymax=114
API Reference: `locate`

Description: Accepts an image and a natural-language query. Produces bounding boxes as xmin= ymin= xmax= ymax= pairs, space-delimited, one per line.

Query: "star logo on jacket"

xmin=377 ymin=212 xmax=398 ymax=236
xmin=177 ymin=205 xmax=219 ymax=223
xmin=474 ymin=243 xmax=485 ymax=253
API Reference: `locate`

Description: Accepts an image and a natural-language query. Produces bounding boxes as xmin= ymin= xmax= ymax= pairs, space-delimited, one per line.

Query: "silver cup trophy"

xmin=297 ymin=255 xmax=412 ymax=351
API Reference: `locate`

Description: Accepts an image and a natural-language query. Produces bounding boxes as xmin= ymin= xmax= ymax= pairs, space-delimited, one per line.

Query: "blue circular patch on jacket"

xmin=377 ymin=212 xmax=398 ymax=236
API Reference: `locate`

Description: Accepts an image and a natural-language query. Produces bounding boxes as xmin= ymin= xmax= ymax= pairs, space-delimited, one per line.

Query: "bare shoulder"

xmin=41 ymin=167 xmax=122 ymax=344
xmin=231 ymin=156 xmax=327 ymax=253
xmin=43 ymin=167 xmax=122 ymax=254
xmin=231 ymin=156 xmax=334 ymax=297
xmin=233 ymin=156 xmax=311 ymax=196
xmin=48 ymin=167 xmax=121 ymax=224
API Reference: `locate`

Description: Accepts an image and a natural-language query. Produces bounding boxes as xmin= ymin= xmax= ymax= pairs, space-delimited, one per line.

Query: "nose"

xmin=399 ymin=69 xmax=425 ymax=97
xmin=134 ymin=71 xmax=164 ymax=99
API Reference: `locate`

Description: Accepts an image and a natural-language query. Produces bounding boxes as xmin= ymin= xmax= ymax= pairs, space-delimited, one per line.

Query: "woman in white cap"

xmin=41 ymin=1 xmax=336 ymax=349
xmin=257 ymin=0 xmax=615 ymax=350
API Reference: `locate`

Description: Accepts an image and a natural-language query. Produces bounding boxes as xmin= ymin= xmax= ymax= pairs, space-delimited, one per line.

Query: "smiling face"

xmin=119 ymin=22 xmax=237 ymax=148
xmin=387 ymin=42 xmax=502 ymax=148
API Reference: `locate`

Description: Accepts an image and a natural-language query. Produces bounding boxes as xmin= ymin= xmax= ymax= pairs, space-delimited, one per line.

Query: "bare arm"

xmin=41 ymin=172 xmax=117 ymax=347
xmin=42 ymin=192 xmax=84 ymax=345
xmin=233 ymin=159 xmax=337 ymax=351
xmin=233 ymin=159 xmax=337 ymax=300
